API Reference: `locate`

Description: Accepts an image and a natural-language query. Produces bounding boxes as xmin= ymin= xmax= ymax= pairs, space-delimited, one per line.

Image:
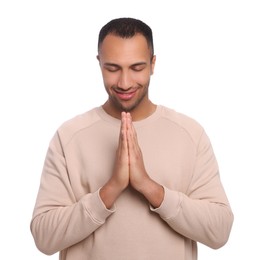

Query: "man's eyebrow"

xmin=104 ymin=63 xmax=120 ymax=67
xmin=104 ymin=62 xmax=147 ymax=67
xmin=131 ymin=62 xmax=147 ymax=66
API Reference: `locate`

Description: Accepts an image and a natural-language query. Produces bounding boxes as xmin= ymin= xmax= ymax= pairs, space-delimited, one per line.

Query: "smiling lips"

xmin=114 ymin=89 xmax=137 ymax=101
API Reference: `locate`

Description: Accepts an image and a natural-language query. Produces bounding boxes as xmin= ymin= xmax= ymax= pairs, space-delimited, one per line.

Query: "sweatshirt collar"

xmin=96 ymin=105 xmax=162 ymax=128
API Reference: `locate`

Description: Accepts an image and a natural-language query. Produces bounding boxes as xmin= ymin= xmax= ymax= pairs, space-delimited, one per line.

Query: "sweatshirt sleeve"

xmin=30 ymin=132 xmax=115 ymax=255
xmin=151 ymin=130 xmax=234 ymax=249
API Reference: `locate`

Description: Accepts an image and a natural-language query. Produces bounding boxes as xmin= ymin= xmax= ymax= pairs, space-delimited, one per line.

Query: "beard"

xmin=109 ymin=84 xmax=149 ymax=112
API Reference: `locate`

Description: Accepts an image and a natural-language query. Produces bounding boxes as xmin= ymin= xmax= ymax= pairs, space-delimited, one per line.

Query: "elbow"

xmin=206 ymin=211 xmax=234 ymax=249
xmin=30 ymin=218 xmax=59 ymax=256
xmin=207 ymin=236 xmax=229 ymax=250
xmin=33 ymin=238 xmax=58 ymax=256
xmin=34 ymin=242 xmax=57 ymax=256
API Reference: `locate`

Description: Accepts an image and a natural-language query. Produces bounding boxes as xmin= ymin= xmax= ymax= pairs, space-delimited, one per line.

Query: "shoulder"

xmin=55 ymin=107 xmax=101 ymax=145
xmin=159 ymin=105 xmax=206 ymax=145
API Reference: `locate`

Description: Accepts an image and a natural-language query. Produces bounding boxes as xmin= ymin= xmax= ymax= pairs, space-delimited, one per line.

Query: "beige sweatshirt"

xmin=31 ymin=105 xmax=233 ymax=260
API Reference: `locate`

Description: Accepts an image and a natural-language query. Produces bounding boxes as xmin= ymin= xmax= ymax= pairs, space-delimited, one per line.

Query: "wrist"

xmin=137 ymin=178 xmax=164 ymax=208
xmin=100 ymin=178 xmax=126 ymax=209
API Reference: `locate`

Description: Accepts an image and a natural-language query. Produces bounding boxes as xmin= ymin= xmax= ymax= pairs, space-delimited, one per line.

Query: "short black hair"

xmin=98 ymin=17 xmax=154 ymax=56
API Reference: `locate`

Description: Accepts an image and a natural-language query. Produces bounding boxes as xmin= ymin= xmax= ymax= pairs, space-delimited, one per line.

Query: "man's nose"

xmin=117 ymin=71 xmax=133 ymax=90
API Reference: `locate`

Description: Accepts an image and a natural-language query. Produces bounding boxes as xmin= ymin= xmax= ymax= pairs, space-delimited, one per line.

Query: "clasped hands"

xmin=114 ymin=111 xmax=148 ymax=192
xmin=100 ymin=112 xmax=164 ymax=209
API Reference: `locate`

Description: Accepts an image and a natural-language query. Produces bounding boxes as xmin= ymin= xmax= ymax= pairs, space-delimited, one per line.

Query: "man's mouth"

xmin=114 ymin=89 xmax=137 ymax=101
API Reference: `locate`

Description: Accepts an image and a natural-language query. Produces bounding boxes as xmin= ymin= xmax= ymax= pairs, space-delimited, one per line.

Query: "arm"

xmin=30 ymin=133 xmax=115 ymax=255
xmin=151 ymin=131 xmax=234 ymax=249
xmin=126 ymin=112 xmax=233 ymax=249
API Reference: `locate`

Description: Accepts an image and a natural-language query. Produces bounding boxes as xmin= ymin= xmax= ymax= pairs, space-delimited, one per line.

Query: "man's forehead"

xmin=100 ymin=34 xmax=150 ymax=52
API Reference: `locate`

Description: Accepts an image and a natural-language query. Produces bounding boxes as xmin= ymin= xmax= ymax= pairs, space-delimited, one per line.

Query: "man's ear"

xmin=151 ymin=55 xmax=156 ymax=75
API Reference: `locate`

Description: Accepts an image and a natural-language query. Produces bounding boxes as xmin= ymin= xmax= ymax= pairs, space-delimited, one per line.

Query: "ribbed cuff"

xmin=82 ymin=188 xmax=116 ymax=225
xmin=150 ymin=186 xmax=182 ymax=220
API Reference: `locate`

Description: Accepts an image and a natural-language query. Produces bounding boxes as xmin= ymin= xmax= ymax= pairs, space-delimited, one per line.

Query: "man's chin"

xmin=113 ymin=100 xmax=135 ymax=112
xmin=119 ymin=105 xmax=135 ymax=113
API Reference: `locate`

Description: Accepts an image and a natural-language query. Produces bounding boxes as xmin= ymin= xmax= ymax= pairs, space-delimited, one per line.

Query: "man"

xmin=31 ymin=18 xmax=233 ymax=260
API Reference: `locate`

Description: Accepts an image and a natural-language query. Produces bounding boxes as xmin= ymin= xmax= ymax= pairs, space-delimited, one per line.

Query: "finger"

xmin=126 ymin=113 xmax=134 ymax=144
xmin=119 ymin=112 xmax=128 ymax=150
xmin=126 ymin=113 xmax=139 ymax=148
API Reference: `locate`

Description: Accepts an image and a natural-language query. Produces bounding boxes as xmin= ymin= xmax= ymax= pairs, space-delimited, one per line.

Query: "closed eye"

xmin=104 ymin=64 xmax=120 ymax=72
xmin=131 ymin=63 xmax=146 ymax=72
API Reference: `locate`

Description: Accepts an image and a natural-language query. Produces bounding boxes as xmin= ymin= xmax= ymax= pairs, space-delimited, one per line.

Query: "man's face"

xmin=98 ymin=34 xmax=155 ymax=113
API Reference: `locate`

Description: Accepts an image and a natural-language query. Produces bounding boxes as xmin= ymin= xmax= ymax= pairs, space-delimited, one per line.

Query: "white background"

xmin=1 ymin=0 xmax=260 ymax=259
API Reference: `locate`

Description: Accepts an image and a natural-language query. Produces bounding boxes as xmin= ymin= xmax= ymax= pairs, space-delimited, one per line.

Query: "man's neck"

xmin=102 ymin=101 xmax=157 ymax=121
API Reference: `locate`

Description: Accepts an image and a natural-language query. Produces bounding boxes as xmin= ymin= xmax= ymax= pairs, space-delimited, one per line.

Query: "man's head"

xmin=98 ymin=17 xmax=154 ymax=58
xmin=97 ymin=18 xmax=156 ymax=120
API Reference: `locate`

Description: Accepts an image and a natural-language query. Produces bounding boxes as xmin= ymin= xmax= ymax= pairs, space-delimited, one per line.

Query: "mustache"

xmin=112 ymin=86 xmax=140 ymax=93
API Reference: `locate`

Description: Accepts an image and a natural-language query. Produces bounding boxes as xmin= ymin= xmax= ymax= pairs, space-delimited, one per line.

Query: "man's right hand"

xmin=99 ymin=112 xmax=130 ymax=209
